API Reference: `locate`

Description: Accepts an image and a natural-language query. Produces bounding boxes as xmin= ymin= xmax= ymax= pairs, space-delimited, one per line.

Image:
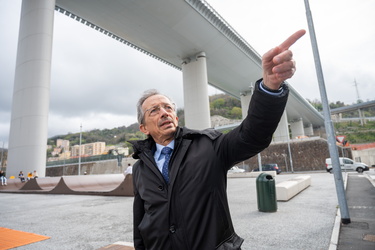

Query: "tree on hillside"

xmin=211 ymin=98 xmax=225 ymax=110
xmin=308 ymin=99 xmax=346 ymax=111
xmin=209 ymin=94 xmax=241 ymax=119
xmin=229 ymin=107 xmax=242 ymax=119
xmin=329 ymin=101 xmax=345 ymax=109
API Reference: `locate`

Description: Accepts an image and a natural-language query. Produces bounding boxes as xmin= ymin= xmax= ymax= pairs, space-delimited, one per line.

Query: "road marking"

xmin=349 ymin=206 xmax=375 ymax=210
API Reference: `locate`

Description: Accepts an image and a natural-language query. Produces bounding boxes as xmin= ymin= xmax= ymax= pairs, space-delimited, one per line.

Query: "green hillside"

xmin=48 ymin=95 xmax=375 ymax=148
xmin=308 ymin=98 xmax=375 ymax=144
xmin=334 ymin=121 xmax=375 ymax=144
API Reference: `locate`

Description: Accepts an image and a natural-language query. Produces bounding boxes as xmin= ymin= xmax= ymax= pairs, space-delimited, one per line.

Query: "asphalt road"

xmin=337 ymin=172 xmax=375 ymax=249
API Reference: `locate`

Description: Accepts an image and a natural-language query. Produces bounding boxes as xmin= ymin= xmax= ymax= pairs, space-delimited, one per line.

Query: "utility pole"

xmin=353 ymin=79 xmax=361 ymax=102
xmin=354 ymin=79 xmax=365 ymax=125
xmin=304 ymin=0 xmax=351 ymax=224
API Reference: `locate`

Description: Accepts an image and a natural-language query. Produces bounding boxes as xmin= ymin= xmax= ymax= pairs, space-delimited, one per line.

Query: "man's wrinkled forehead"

xmin=143 ymin=94 xmax=172 ymax=109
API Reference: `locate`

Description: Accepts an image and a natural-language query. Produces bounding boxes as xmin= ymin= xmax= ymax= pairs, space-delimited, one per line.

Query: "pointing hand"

xmin=262 ymin=29 xmax=306 ymax=90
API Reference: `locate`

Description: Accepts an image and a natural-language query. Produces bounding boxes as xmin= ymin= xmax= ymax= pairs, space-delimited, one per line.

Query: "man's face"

xmin=140 ymin=94 xmax=179 ymax=145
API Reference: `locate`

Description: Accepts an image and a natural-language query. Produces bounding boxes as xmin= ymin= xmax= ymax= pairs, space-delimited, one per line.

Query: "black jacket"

xmin=131 ymin=81 xmax=289 ymax=250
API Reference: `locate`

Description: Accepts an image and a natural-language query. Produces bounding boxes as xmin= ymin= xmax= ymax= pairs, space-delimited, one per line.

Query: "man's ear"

xmin=139 ymin=124 xmax=149 ymax=135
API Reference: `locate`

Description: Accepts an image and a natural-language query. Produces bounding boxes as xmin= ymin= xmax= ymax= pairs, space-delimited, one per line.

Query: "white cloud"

xmin=206 ymin=0 xmax=375 ymax=104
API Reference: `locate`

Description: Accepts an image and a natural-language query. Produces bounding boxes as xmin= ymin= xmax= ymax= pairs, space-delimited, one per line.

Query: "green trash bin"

xmin=256 ymin=173 xmax=277 ymax=212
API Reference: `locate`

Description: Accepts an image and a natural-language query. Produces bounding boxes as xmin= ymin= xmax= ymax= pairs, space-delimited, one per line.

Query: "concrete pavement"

xmin=0 ymin=171 xmax=373 ymax=249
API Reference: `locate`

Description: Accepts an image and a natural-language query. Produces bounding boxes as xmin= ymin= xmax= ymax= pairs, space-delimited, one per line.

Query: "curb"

xmin=364 ymin=169 xmax=375 ymax=188
xmin=328 ymin=172 xmax=349 ymax=250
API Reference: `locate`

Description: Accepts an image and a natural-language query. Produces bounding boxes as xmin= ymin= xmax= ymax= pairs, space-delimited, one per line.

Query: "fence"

xmin=46 ymin=154 xmax=120 ymax=167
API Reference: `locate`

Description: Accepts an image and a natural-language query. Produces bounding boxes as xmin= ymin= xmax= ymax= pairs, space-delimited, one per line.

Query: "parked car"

xmin=228 ymin=166 xmax=245 ymax=174
xmin=253 ymin=164 xmax=281 ymax=174
xmin=325 ymin=157 xmax=369 ymax=173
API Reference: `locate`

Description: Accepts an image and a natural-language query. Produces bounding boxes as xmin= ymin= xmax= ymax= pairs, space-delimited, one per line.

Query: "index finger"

xmin=279 ymin=29 xmax=306 ymax=51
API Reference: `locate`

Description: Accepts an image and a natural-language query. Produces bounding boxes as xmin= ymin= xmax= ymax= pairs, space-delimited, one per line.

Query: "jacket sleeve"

xmin=217 ymin=79 xmax=289 ymax=167
xmin=133 ymin=171 xmax=146 ymax=249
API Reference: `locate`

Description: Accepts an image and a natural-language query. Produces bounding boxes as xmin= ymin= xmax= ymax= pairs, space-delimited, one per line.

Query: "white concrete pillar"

xmin=181 ymin=52 xmax=211 ymax=129
xmin=358 ymin=108 xmax=366 ymax=125
xmin=273 ymin=111 xmax=290 ymax=142
xmin=240 ymin=91 xmax=252 ymax=119
xmin=304 ymin=123 xmax=314 ymax=136
xmin=332 ymin=114 xmax=339 ymax=122
xmin=290 ymin=118 xmax=305 ymax=139
xmin=7 ymin=0 xmax=55 ymax=178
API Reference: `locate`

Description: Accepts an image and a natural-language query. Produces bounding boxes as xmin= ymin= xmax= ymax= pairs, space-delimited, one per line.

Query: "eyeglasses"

xmin=144 ymin=103 xmax=176 ymax=117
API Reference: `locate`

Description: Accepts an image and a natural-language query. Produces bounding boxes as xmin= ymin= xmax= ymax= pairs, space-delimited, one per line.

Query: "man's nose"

xmin=159 ymin=107 xmax=169 ymax=117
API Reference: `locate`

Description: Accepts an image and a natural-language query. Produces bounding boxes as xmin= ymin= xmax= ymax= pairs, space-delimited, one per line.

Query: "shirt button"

xmin=169 ymin=225 xmax=176 ymax=234
xmin=158 ymin=185 xmax=164 ymax=191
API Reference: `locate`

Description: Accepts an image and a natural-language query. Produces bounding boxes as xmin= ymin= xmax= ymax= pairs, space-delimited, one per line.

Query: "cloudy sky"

xmin=1 ymin=0 xmax=374 ymax=147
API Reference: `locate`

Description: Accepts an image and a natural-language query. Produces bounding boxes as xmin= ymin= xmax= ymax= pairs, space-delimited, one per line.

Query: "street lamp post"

xmin=78 ymin=124 xmax=82 ymax=175
xmin=62 ymin=148 xmax=66 ymax=176
xmin=282 ymin=153 xmax=289 ymax=173
xmin=286 ymin=134 xmax=294 ymax=173
xmin=304 ymin=0 xmax=350 ymax=224
xmin=257 ymin=153 xmax=262 ymax=171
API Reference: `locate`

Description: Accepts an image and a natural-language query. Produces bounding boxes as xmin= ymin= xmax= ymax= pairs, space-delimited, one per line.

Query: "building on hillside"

xmin=105 ymin=146 xmax=130 ymax=156
xmin=58 ymin=150 xmax=71 ymax=161
xmin=56 ymin=139 xmax=70 ymax=152
xmin=71 ymin=142 xmax=106 ymax=157
xmin=105 ymin=145 xmax=116 ymax=153
xmin=116 ymin=146 xmax=129 ymax=156
xmin=351 ymin=142 xmax=375 ymax=166
xmin=51 ymin=147 xmax=63 ymax=157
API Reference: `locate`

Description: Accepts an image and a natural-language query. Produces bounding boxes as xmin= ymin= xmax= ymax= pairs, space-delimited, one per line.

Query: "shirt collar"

xmin=155 ymin=140 xmax=175 ymax=160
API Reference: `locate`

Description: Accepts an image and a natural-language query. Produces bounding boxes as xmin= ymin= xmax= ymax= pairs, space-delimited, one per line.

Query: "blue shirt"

xmin=154 ymin=140 xmax=175 ymax=173
xmin=259 ymin=81 xmax=284 ymax=96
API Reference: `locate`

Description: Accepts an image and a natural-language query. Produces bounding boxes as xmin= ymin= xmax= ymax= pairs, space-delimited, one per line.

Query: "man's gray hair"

xmin=137 ymin=89 xmax=176 ymax=124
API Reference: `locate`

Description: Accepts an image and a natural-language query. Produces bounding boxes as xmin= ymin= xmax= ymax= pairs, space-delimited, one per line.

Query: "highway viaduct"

xmin=7 ymin=0 xmax=324 ymax=177
xmin=330 ymin=100 xmax=375 ymax=125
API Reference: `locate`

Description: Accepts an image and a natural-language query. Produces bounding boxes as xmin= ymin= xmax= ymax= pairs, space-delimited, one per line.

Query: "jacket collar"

xmin=129 ymin=126 xmax=221 ymax=159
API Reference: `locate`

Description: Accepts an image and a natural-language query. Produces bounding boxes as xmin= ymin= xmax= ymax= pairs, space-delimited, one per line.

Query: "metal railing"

xmin=46 ymin=154 xmax=120 ymax=167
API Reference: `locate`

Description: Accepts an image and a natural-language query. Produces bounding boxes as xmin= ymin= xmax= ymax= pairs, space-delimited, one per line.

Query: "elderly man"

xmin=130 ymin=30 xmax=306 ymax=250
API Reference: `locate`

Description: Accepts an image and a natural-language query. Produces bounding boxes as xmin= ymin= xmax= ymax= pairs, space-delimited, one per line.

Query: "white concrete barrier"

xmin=276 ymin=175 xmax=311 ymax=201
xmin=248 ymin=171 xmax=277 ymax=178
